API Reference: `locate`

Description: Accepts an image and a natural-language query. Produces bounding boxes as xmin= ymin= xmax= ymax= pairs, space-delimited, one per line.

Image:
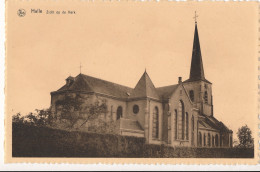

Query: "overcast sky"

xmin=6 ymin=1 xmax=257 ymax=139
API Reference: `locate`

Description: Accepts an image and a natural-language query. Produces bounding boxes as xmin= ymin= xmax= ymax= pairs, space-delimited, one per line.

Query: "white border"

xmin=1 ymin=0 xmax=260 ymax=170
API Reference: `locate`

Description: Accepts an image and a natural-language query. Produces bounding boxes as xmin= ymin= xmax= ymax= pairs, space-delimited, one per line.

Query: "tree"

xmin=237 ymin=125 xmax=254 ymax=148
xmin=12 ymin=112 xmax=24 ymax=124
xmin=12 ymin=109 xmax=52 ymax=126
xmin=54 ymin=93 xmax=109 ymax=131
xmin=12 ymin=93 xmax=115 ymax=134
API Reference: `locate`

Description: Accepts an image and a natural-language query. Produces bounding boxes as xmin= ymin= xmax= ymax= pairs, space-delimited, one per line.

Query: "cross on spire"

xmin=193 ymin=11 xmax=198 ymax=24
xmin=79 ymin=63 xmax=83 ymax=74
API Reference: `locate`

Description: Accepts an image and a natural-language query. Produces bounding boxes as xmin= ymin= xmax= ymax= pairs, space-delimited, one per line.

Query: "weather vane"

xmin=193 ymin=11 xmax=198 ymax=23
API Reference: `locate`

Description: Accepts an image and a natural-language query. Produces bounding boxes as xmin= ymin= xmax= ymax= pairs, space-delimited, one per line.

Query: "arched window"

xmin=178 ymin=100 xmax=185 ymax=140
xmin=152 ymin=106 xmax=159 ymax=139
xmin=220 ymin=135 xmax=222 ymax=147
xmin=175 ymin=109 xmax=178 ymax=140
xmin=181 ymin=113 xmax=185 ymax=140
xmin=116 ymin=106 xmax=123 ymax=120
xmin=191 ymin=116 xmax=194 ymax=131
xmin=212 ymin=136 xmax=215 ymax=147
xmin=186 ymin=112 xmax=189 ymax=140
xmin=215 ymin=134 xmax=219 ymax=147
xmin=230 ymin=136 xmax=233 ymax=148
xmin=189 ymin=90 xmax=194 ymax=102
xmin=198 ymin=132 xmax=202 ymax=147
xmin=204 ymin=91 xmax=208 ymax=104
xmin=110 ymin=105 xmax=113 ymax=121
xmin=204 ymin=133 xmax=206 ymax=146
xmin=191 ymin=115 xmax=194 ymax=146
xmin=208 ymin=133 xmax=211 ymax=147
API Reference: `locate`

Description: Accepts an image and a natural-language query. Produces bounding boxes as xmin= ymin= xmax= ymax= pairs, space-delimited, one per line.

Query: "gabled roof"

xmin=156 ymin=84 xmax=179 ymax=99
xmin=129 ymin=71 xmax=160 ymax=100
xmin=56 ymin=74 xmax=133 ymax=99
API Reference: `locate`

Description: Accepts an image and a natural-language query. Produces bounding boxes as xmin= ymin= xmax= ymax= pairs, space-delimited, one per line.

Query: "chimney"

xmin=178 ymin=77 xmax=182 ymax=84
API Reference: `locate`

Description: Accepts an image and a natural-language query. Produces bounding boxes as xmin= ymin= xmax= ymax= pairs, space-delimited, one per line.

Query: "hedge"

xmin=12 ymin=123 xmax=254 ymax=158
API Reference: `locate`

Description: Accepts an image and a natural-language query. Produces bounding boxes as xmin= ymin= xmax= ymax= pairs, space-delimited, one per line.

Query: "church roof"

xmin=198 ymin=120 xmax=216 ymax=131
xmin=198 ymin=114 xmax=232 ymax=133
xmin=55 ymin=72 xmax=185 ymax=101
xmin=120 ymin=118 xmax=143 ymax=131
xmin=156 ymin=84 xmax=179 ymax=99
xmin=129 ymin=71 xmax=160 ymax=100
xmin=57 ymin=74 xmax=133 ymax=99
xmin=184 ymin=23 xmax=211 ymax=84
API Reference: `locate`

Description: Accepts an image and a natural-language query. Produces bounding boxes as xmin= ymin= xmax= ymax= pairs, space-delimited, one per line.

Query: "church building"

xmin=50 ymin=22 xmax=233 ymax=148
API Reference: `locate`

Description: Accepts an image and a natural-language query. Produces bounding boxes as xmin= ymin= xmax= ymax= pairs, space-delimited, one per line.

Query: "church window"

xmin=152 ymin=106 xmax=159 ymax=139
xmin=182 ymin=113 xmax=185 ymax=140
xmin=116 ymin=106 xmax=123 ymax=120
xmin=168 ymin=114 xmax=171 ymax=130
xmin=203 ymin=133 xmax=206 ymax=146
xmin=208 ymin=133 xmax=211 ymax=147
xmin=204 ymin=84 xmax=208 ymax=89
xmin=191 ymin=115 xmax=194 ymax=146
xmin=110 ymin=105 xmax=113 ymax=121
xmin=189 ymin=90 xmax=194 ymax=102
xmin=178 ymin=100 xmax=185 ymax=140
xmin=133 ymin=105 xmax=139 ymax=114
xmin=204 ymin=91 xmax=208 ymax=104
xmin=198 ymin=132 xmax=202 ymax=147
xmin=220 ymin=135 xmax=222 ymax=147
xmin=230 ymin=136 xmax=233 ymax=147
xmin=212 ymin=136 xmax=215 ymax=147
xmin=186 ymin=112 xmax=189 ymax=140
xmin=175 ymin=110 xmax=178 ymax=140
xmin=215 ymin=134 xmax=219 ymax=147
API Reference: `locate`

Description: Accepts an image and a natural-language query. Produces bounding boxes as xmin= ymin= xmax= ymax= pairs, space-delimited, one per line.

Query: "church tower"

xmin=183 ymin=19 xmax=213 ymax=117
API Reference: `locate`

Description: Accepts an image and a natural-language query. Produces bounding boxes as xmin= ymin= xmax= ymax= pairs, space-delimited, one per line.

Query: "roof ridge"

xmin=80 ymin=73 xmax=133 ymax=90
xmin=156 ymin=84 xmax=178 ymax=89
xmin=145 ymin=72 xmax=160 ymax=98
xmin=144 ymin=73 xmax=149 ymax=97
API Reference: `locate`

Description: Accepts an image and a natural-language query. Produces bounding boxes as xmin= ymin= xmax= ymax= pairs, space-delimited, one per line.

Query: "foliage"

xmin=54 ymin=93 xmax=108 ymax=130
xmin=236 ymin=125 xmax=254 ymax=148
xmin=12 ymin=113 xmax=24 ymax=124
xmin=12 ymin=93 xmax=110 ymax=133
xmin=12 ymin=109 xmax=52 ymax=126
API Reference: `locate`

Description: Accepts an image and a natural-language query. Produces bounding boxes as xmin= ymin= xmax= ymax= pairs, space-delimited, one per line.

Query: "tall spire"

xmin=188 ymin=21 xmax=205 ymax=81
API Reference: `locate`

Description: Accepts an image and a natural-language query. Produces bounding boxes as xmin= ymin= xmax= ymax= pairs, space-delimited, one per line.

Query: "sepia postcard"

xmin=4 ymin=0 xmax=259 ymax=164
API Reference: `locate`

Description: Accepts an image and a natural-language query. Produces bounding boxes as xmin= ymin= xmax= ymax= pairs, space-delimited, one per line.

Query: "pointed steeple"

xmin=129 ymin=71 xmax=160 ymax=100
xmin=188 ymin=22 xmax=205 ymax=81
